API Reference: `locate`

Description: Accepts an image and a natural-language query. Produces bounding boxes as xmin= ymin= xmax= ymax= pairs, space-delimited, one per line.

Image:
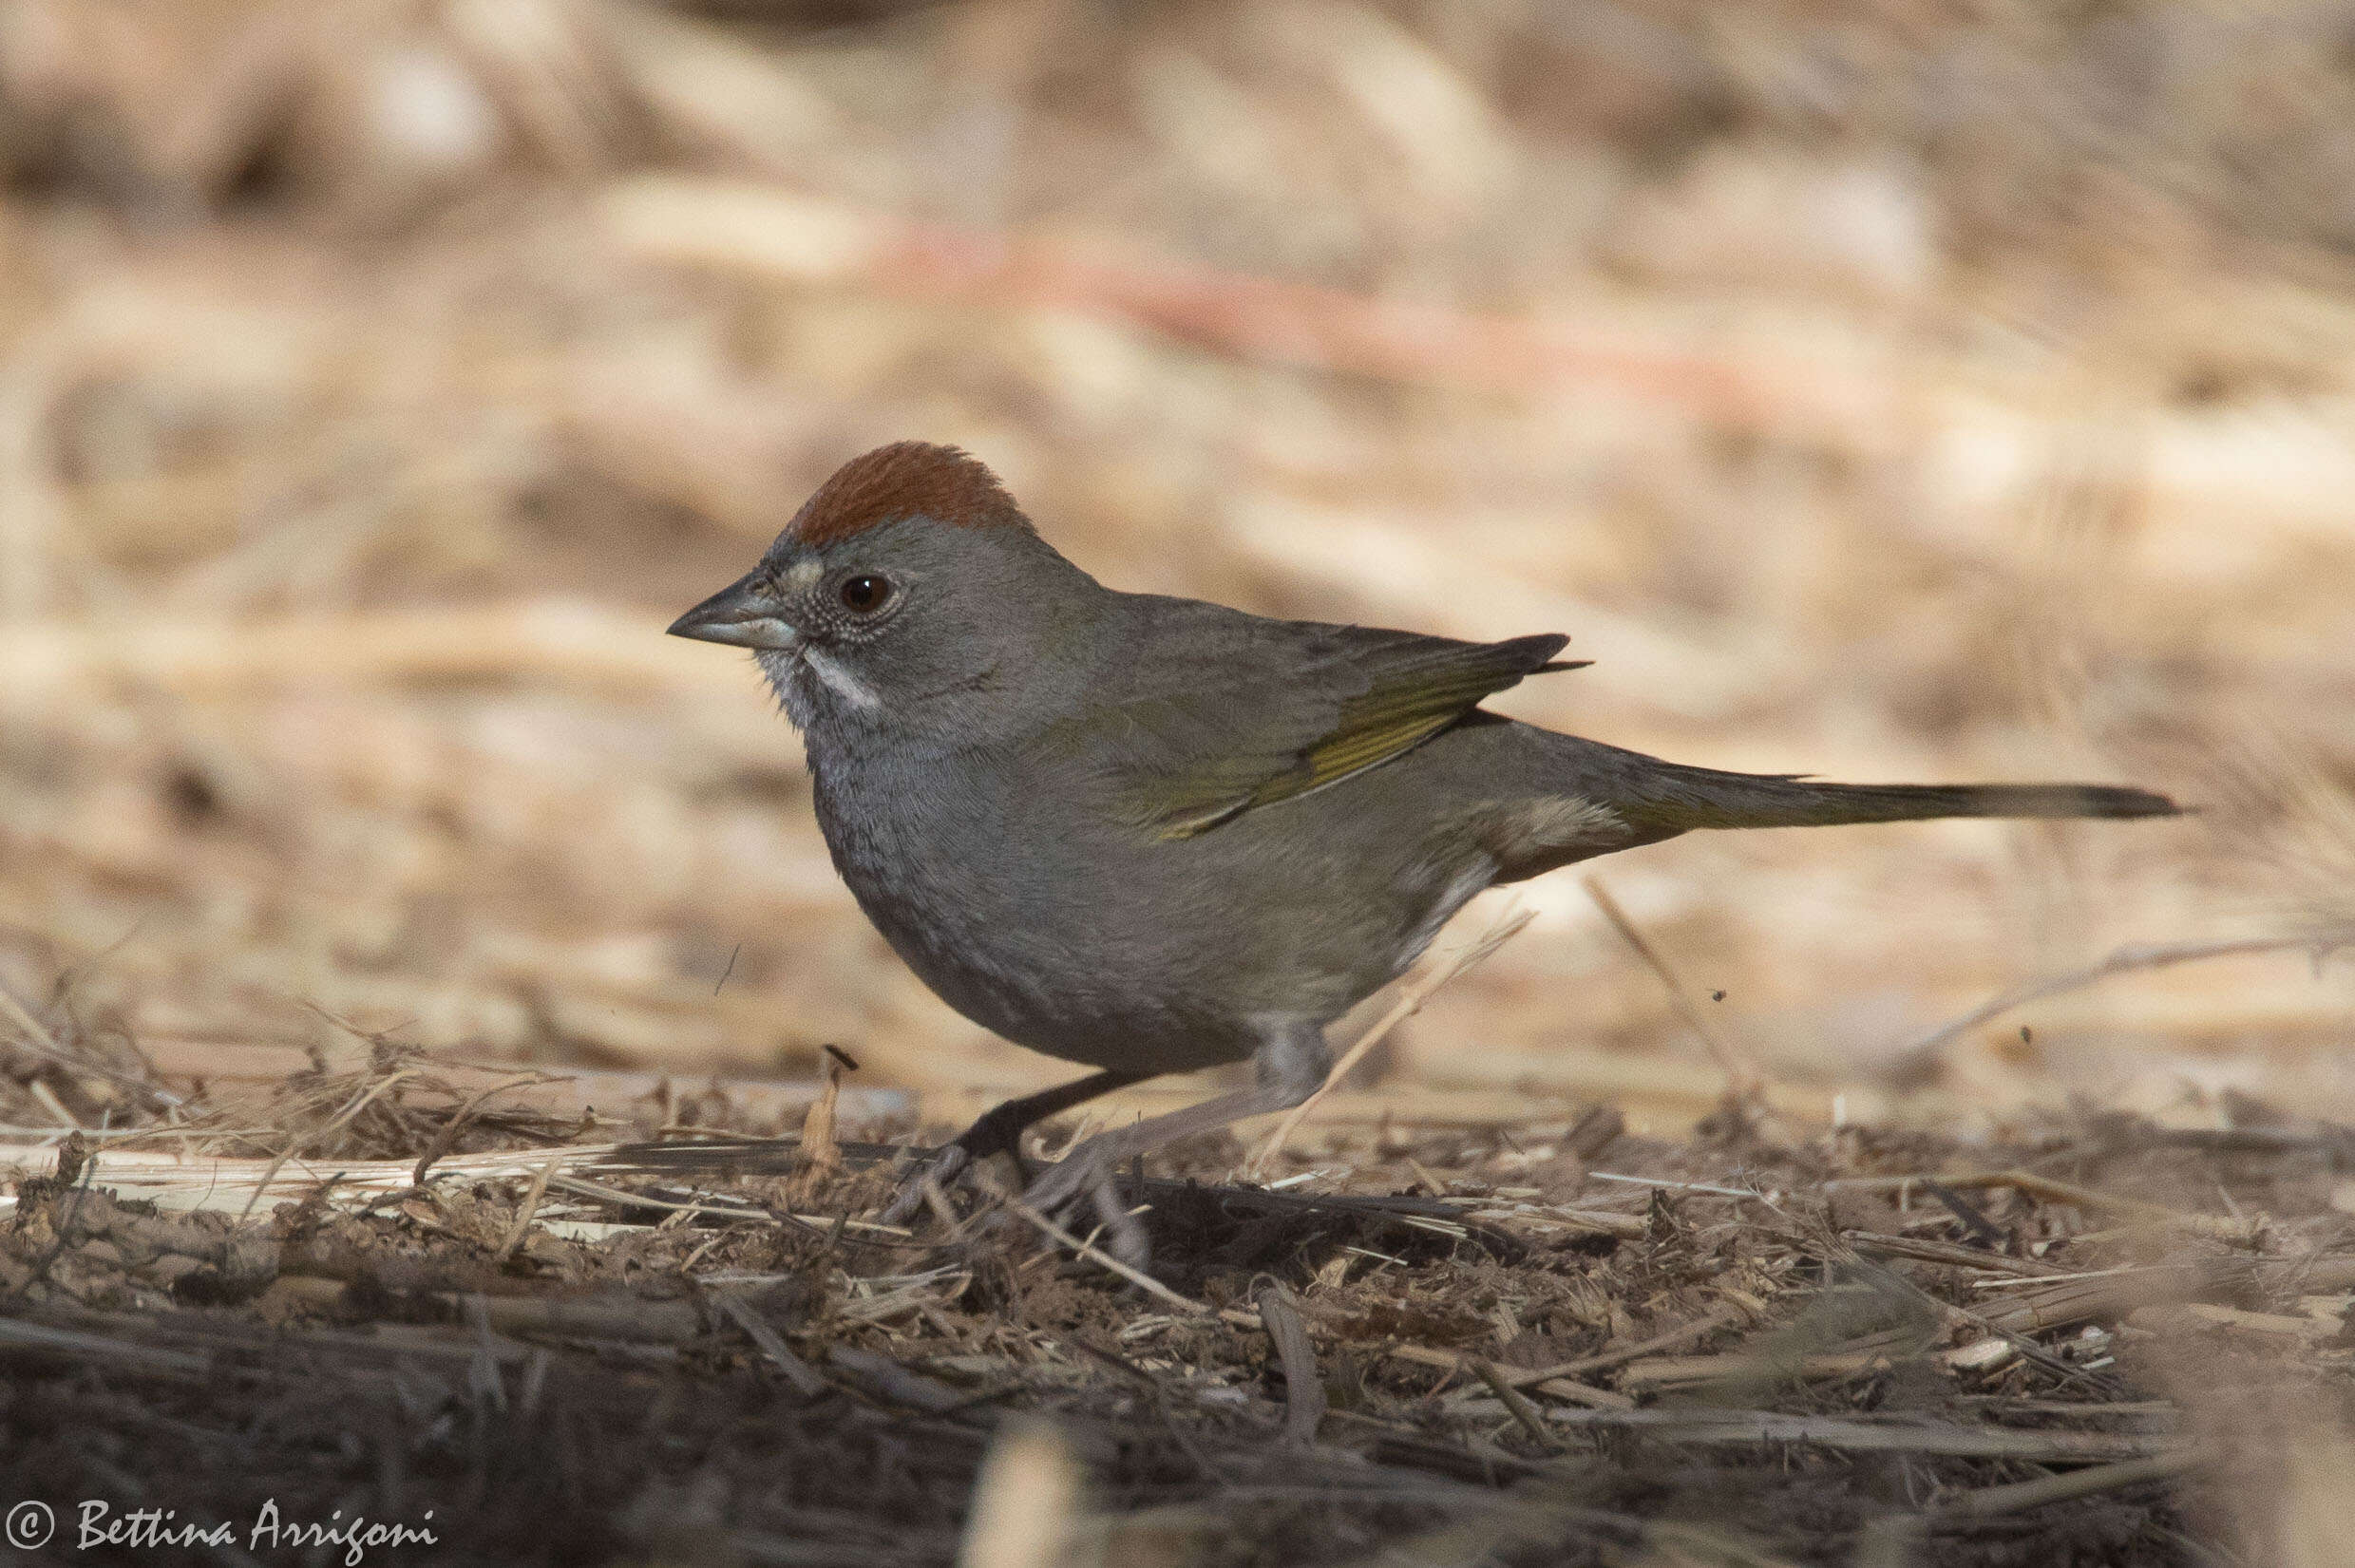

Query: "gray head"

xmin=669 ymin=443 xmax=1102 ymax=743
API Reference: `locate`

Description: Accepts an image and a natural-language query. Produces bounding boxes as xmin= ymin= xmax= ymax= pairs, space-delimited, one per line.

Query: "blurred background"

xmin=3 ymin=0 xmax=2353 ymax=1143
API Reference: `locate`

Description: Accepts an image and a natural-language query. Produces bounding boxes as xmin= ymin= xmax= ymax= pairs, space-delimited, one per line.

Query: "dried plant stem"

xmin=235 ymin=1069 xmax=421 ymax=1223
xmin=0 ymin=979 xmax=181 ymax=1108
xmin=1004 ymin=1199 xmax=1209 ymax=1316
xmin=710 ymin=1292 xmax=829 ymax=1398
xmin=1498 ymin=1302 xmax=1747 ymax=1391
xmin=1583 ymin=877 xmax=1765 ymax=1099
xmin=410 ymin=1073 xmax=552 ymax=1187
xmin=1256 ymin=1281 xmax=1326 ymax=1447
xmin=1845 ymin=1231 xmax=2071 ymax=1276
xmin=0 ymin=981 xmax=66 ymax=1059
xmin=1892 ymin=934 xmax=2351 ymax=1078
xmin=1249 ymin=904 xmax=1533 ymax=1177
xmin=1931 ymin=1451 xmax=2205 ymax=1519
xmin=1643 ymin=1521 xmax=1810 ymax=1568
xmin=27 ymin=1079 xmax=82 ymax=1130
xmin=1829 ymin=1169 xmax=2249 ymax=1241
xmin=797 ymin=1054 xmax=845 ymax=1176
xmin=1472 ymin=1358 xmax=1561 ymax=1450
xmin=496 ymin=1154 xmax=564 ymax=1260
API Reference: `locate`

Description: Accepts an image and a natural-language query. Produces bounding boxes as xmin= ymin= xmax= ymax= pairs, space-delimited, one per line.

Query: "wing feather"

xmin=1067 ymin=620 xmax=1580 ymax=839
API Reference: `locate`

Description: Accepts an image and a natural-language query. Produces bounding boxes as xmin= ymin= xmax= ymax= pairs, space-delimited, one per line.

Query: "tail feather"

xmin=1626 ymin=765 xmax=2180 ymax=832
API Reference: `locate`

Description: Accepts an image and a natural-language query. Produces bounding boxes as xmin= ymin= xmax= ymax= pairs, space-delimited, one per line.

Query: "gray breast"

xmin=811 ymin=746 xmax=1255 ymax=1069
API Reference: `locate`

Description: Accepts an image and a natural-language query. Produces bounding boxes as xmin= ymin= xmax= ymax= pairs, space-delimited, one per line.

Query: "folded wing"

xmin=1063 ymin=611 xmax=1580 ymax=839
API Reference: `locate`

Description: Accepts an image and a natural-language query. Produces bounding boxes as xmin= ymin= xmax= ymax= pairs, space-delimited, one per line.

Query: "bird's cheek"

xmin=802 ymin=648 xmax=884 ymax=710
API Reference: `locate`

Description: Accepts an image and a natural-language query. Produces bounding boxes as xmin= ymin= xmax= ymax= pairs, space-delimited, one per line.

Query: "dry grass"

xmin=4 ymin=1038 xmax=2352 ymax=1564
xmin=3 ymin=1 xmax=2351 ymax=1149
xmin=3 ymin=1 xmax=2355 ymax=1559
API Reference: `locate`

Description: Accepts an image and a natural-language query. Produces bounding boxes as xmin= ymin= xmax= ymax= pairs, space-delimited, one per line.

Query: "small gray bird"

xmin=670 ymin=442 xmax=2176 ymax=1251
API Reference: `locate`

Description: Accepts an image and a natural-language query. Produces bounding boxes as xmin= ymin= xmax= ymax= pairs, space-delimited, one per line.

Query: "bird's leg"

xmin=879 ymin=1068 xmax=1145 ymax=1226
xmin=1020 ymin=1023 xmax=1332 ymax=1266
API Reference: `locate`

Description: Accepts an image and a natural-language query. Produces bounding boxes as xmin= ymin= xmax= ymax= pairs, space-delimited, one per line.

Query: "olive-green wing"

xmin=1072 ymin=621 xmax=1582 ymax=839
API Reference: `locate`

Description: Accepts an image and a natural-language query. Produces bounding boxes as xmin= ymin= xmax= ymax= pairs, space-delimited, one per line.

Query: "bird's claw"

xmin=1011 ymin=1138 xmax=1150 ymax=1269
xmin=877 ymin=1140 xmax=978 ymax=1227
xmin=881 ymin=1131 xmax=1150 ymax=1270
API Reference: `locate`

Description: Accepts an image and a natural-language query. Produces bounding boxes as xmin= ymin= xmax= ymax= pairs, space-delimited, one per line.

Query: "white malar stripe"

xmin=803 ymin=648 xmax=881 ymax=708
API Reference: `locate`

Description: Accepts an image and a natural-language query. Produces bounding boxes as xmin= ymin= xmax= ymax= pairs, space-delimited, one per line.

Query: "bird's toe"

xmin=877 ymin=1141 xmax=977 ymax=1226
xmin=1016 ymin=1143 xmax=1150 ymax=1265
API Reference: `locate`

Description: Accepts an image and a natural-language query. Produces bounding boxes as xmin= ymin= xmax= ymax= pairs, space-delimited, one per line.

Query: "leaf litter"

xmin=5 ymin=1028 xmax=2351 ymax=1566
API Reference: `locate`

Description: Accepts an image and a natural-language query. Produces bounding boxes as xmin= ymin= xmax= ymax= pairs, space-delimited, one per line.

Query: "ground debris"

xmin=6 ymin=1086 xmax=2352 ymax=1564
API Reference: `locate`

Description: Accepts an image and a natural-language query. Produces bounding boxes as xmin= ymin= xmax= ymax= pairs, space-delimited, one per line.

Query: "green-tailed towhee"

xmin=670 ymin=442 xmax=2177 ymax=1256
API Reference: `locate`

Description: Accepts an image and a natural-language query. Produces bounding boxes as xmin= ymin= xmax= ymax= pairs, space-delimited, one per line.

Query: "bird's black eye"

xmin=838 ymin=575 xmax=892 ymax=613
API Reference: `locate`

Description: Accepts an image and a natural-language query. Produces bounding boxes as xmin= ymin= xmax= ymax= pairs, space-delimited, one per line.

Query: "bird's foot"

xmin=882 ymin=1131 xmax=1149 ymax=1269
xmin=878 ymin=1136 xmax=999 ymax=1228
xmin=876 ymin=1070 xmax=1148 ymax=1238
xmin=873 ymin=1081 xmax=1158 ymax=1269
xmin=1012 ymin=1136 xmax=1149 ymax=1269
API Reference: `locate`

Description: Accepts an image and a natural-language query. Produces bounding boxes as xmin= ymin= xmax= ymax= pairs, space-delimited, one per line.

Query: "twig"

xmin=1969 ymin=1268 xmax=2208 ymax=1337
xmin=548 ymin=1171 xmax=915 ymax=1240
xmin=1542 ymin=1407 xmax=2175 ymax=1463
xmin=1891 ymin=935 xmax=2350 ymax=1078
xmin=1835 ymin=1253 xmax=2124 ymax=1393
xmin=27 ymin=1079 xmax=82 ymax=1130
xmin=1588 ymin=1172 xmax=1765 ymax=1200
xmin=710 ymin=1291 xmax=828 ymax=1398
xmin=411 ymin=1073 xmax=551 ymax=1187
xmin=0 ymin=979 xmax=182 ymax=1108
xmin=237 ymin=1069 xmax=421 ymax=1223
xmin=1255 ymin=1280 xmax=1326 ymax=1447
xmin=1498 ymin=1302 xmax=1746 ymax=1391
xmin=1844 ymin=1231 xmax=2070 ymax=1276
xmin=1509 ymin=1207 xmax=1648 ymax=1241
xmin=1921 ymin=1181 xmax=2005 ymax=1247
xmin=1643 ymin=1521 xmax=1812 ymax=1568
xmin=1584 ymin=877 xmax=1764 ymax=1098
xmin=1824 ymin=1170 xmax=2249 ymax=1240
xmin=496 ymin=1154 xmax=564 ymax=1260
xmin=1249 ymin=904 xmax=1533 ymax=1176
xmin=1929 ymin=1451 xmax=2204 ymax=1519
xmin=826 ymin=1347 xmax=969 ymax=1414
xmin=1472 ymin=1359 xmax=1561 ymax=1451
xmin=1615 ymin=1347 xmax=1912 ymax=1390
xmin=797 ymin=1052 xmax=845 ymax=1178
xmin=451 ymin=1292 xmax=701 ymax=1344
xmin=547 ymin=1172 xmax=760 ymax=1218
xmin=1970 ymin=1265 xmax=2146 ymax=1290
xmin=0 ymin=1315 xmax=215 ymax=1376
xmin=1003 ymin=1199 xmax=1210 ymax=1316
xmin=1998 ymin=1172 xmax=2252 ymax=1240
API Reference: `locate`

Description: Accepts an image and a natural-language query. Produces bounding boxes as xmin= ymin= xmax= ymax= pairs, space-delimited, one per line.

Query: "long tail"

xmin=1620 ymin=761 xmax=2179 ymax=833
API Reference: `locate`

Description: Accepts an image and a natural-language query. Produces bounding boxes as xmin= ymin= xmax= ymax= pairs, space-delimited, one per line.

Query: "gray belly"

xmin=808 ymin=747 xmax=1493 ymax=1074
